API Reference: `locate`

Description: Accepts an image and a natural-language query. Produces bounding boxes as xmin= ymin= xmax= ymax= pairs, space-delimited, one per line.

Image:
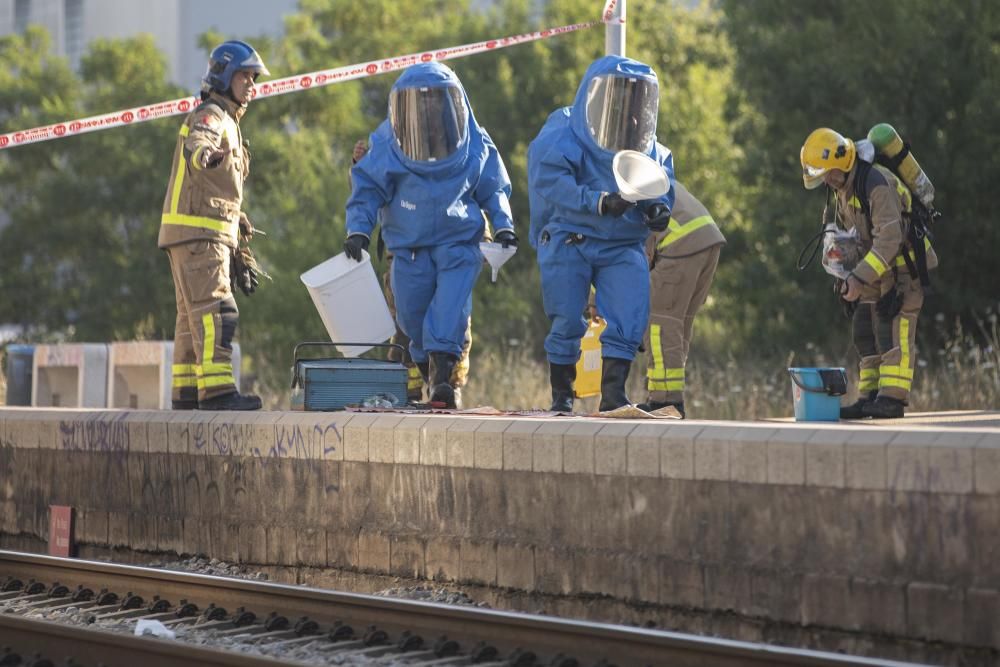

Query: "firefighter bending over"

xmin=638 ymin=182 xmax=725 ymax=418
xmin=800 ymin=128 xmax=938 ymax=419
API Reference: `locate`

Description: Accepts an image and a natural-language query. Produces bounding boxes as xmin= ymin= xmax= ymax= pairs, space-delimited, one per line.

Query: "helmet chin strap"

xmin=210 ymin=86 xmax=246 ymax=107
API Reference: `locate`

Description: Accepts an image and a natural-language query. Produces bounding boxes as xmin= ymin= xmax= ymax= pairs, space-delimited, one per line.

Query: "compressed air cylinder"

xmin=867 ymin=123 xmax=935 ymax=208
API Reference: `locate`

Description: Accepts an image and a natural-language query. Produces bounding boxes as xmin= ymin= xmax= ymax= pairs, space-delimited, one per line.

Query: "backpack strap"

xmin=852 ymin=159 xmax=873 ymax=222
xmin=876 ymin=141 xmax=911 ymax=174
xmin=852 ymin=160 xmax=932 ymax=290
xmin=908 ymin=202 xmax=933 ymax=290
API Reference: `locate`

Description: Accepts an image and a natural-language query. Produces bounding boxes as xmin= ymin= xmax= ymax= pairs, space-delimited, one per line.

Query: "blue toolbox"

xmin=290 ymin=342 xmax=409 ymax=411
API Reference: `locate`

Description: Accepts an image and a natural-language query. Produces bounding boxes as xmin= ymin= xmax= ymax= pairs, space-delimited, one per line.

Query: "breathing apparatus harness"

xmin=799 ymin=148 xmax=940 ymax=319
xmin=856 ymin=147 xmax=936 ymax=292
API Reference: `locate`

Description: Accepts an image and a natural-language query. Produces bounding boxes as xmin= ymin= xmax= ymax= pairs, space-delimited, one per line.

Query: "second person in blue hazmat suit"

xmin=528 ymin=55 xmax=675 ymax=413
xmin=345 ymin=62 xmax=516 ymax=408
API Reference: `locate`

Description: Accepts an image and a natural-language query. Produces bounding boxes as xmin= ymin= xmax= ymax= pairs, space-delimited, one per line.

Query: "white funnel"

xmin=612 ymin=150 xmax=670 ymax=203
xmin=479 ymin=242 xmax=517 ymax=282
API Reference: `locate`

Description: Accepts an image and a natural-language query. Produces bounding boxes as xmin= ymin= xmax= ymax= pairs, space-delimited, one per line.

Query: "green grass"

xmin=3 ymin=315 xmax=997 ymax=416
xmin=459 ymin=316 xmax=1000 ymax=418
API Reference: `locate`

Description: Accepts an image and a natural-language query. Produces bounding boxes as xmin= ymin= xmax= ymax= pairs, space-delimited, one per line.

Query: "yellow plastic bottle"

xmin=574 ymin=317 xmax=606 ymax=398
xmin=867 ymin=123 xmax=935 ymax=209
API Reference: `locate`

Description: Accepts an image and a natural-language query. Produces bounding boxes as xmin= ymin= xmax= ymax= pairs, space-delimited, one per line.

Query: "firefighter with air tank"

xmin=800 ymin=126 xmax=939 ymax=419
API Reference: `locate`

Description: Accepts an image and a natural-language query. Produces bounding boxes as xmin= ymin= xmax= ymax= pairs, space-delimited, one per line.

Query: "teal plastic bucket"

xmin=788 ymin=367 xmax=847 ymax=422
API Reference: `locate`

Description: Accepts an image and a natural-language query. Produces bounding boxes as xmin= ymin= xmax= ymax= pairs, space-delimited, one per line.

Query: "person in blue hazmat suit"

xmin=345 ymin=62 xmax=516 ymax=408
xmin=528 ymin=55 xmax=675 ymax=413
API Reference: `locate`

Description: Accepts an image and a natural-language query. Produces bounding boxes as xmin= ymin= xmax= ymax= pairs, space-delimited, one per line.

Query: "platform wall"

xmin=1 ymin=408 xmax=998 ymax=663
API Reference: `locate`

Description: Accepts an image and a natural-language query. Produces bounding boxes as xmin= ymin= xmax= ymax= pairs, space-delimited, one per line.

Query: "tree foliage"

xmin=0 ymin=29 xmax=181 ymax=341
xmin=720 ymin=0 xmax=1000 ymax=353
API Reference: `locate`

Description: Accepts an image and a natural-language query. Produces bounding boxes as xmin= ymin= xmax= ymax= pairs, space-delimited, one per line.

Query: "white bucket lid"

xmin=612 ymin=150 xmax=670 ymax=203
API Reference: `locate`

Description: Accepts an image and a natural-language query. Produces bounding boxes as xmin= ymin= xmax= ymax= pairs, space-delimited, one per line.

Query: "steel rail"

xmin=0 ymin=550 xmax=925 ymax=667
xmin=0 ymin=613 xmax=312 ymax=666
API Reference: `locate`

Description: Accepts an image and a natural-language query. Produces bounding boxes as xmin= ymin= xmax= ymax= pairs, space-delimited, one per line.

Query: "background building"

xmin=0 ymin=0 xmax=298 ymax=87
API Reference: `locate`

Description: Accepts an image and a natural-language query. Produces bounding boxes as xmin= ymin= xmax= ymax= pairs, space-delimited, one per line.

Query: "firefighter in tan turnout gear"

xmin=800 ymin=128 xmax=938 ymax=419
xmin=637 ymin=182 xmax=725 ymax=418
xmin=159 ymin=40 xmax=269 ymax=410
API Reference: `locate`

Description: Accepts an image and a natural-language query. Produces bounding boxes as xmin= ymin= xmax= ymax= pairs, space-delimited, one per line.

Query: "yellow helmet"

xmin=799 ymin=128 xmax=856 ymax=189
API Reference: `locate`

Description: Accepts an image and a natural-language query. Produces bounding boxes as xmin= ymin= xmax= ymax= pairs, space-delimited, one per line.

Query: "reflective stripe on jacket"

xmin=650 ymin=181 xmax=725 ymax=259
xmin=836 ymin=163 xmax=938 ymax=285
xmin=159 ymin=93 xmax=249 ymax=249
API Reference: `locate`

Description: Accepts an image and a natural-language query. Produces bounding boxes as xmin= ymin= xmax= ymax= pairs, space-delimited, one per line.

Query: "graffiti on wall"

xmin=189 ymin=420 xmax=342 ymax=462
xmin=47 ymin=415 xmax=341 ymax=464
xmin=59 ymin=413 xmax=129 ymax=454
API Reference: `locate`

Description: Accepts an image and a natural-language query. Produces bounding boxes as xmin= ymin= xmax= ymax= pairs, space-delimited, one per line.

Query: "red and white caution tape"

xmin=603 ymin=0 xmax=624 ymax=23
xmin=0 ymin=10 xmax=616 ymax=151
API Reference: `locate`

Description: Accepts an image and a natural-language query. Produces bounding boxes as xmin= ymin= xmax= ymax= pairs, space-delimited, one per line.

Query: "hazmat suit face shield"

xmin=585 ymin=74 xmax=659 ymax=153
xmin=389 ymin=85 xmax=468 ymax=162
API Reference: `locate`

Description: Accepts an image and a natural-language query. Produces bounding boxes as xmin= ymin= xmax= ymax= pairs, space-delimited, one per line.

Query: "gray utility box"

xmin=290 ymin=342 xmax=408 ymax=411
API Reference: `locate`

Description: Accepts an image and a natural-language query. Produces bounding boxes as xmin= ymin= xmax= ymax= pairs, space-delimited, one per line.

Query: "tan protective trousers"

xmin=853 ymin=270 xmax=923 ymax=403
xmin=644 ymin=245 xmax=722 ymax=404
xmin=166 ymin=240 xmax=239 ymax=403
xmin=383 ymin=254 xmax=472 ymax=401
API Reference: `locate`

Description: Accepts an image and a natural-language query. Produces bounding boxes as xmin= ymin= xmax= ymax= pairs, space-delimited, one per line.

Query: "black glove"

xmin=344 ymin=234 xmax=369 ymax=262
xmin=231 ymin=246 xmax=260 ymax=296
xmin=202 ymin=148 xmax=228 ymax=169
xmin=875 ymin=286 xmax=904 ymax=319
xmin=495 ymin=229 xmax=518 ymax=248
xmin=833 ymin=279 xmax=858 ymax=319
xmin=644 ymin=203 xmax=671 ymax=232
xmin=599 ymin=192 xmax=634 ymax=217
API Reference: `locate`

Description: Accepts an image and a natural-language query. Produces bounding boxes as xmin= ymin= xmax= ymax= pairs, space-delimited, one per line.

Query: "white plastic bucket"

xmin=612 ymin=150 xmax=670 ymax=202
xmin=299 ymin=250 xmax=396 ymax=358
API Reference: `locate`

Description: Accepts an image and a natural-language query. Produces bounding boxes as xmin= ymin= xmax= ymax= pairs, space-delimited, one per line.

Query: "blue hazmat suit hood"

xmin=570 ymin=55 xmax=660 ymax=159
xmin=346 ymin=61 xmax=514 ymax=251
xmin=526 ymin=55 xmax=674 ymax=247
xmin=387 ymin=62 xmax=473 ymax=176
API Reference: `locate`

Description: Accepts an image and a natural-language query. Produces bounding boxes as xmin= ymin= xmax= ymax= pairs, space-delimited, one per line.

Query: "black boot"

xmin=416 ymin=361 xmax=430 ymax=384
xmin=598 ymin=357 xmax=632 ymax=412
xmin=172 ymin=388 xmax=198 ymax=410
xmin=549 ymin=363 xmax=576 ymax=413
xmin=429 ymin=352 xmax=458 ymax=408
xmin=199 ymin=391 xmax=262 ymax=411
xmin=840 ymin=390 xmax=877 ymax=419
xmin=862 ymin=395 xmax=905 ymax=419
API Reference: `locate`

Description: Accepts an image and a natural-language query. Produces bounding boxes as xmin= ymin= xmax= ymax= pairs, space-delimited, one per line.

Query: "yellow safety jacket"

xmin=159 ymin=93 xmax=249 ymax=250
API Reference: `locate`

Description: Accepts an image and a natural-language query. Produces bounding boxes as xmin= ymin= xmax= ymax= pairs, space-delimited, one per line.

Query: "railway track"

xmin=0 ymin=550 xmax=921 ymax=667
